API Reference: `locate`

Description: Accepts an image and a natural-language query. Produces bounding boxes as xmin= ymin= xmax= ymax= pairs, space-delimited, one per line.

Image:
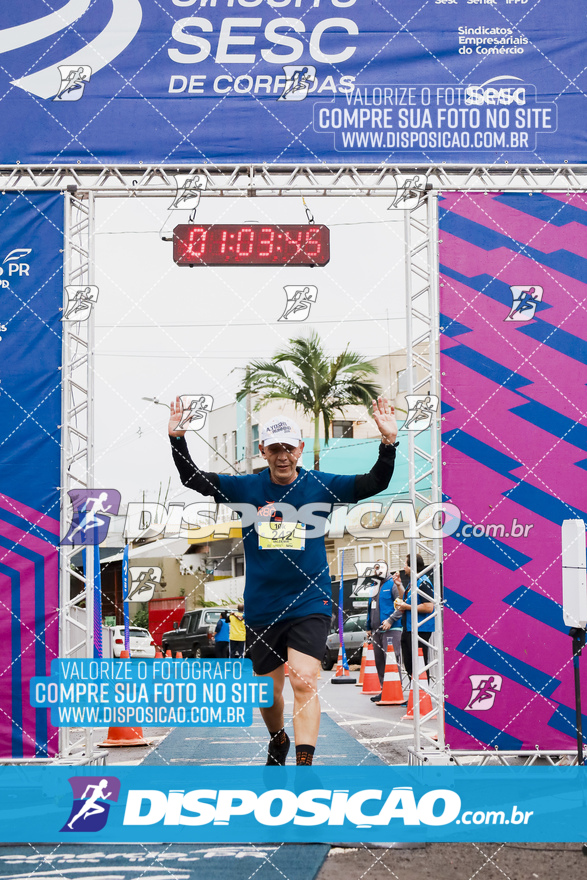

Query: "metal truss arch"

xmin=4 ymin=162 xmax=584 ymax=765
xmin=59 ymin=189 xmax=103 ymax=765
xmin=0 ymin=163 xmax=586 ymax=196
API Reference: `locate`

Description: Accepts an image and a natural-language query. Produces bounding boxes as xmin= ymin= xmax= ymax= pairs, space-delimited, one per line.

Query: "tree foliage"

xmin=238 ymin=331 xmax=380 ymax=469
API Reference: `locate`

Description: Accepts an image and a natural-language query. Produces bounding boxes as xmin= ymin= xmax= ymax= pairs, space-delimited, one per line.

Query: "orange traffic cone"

xmin=98 ymin=725 xmax=151 ymax=747
xmin=176 ymin=651 xmax=183 ymax=658
xmin=165 ymin=650 xmax=172 ymax=657
xmin=333 ymin=646 xmax=347 ymax=678
xmin=361 ymin=643 xmax=380 ymax=695
xmin=98 ymin=650 xmax=152 ymax=748
xmin=355 ymin=640 xmax=369 ymax=687
xmin=331 ymin=646 xmax=356 ymax=685
xmin=284 ymin=662 xmax=289 ymax=676
xmin=402 ymin=647 xmax=433 ymax=720
xmin=154 ymin=650 xmax=163 ymax=658
xmin=376 ymin=644 xmax=405 ymax=705
xmin=402 ymin=679 xmax=414 ymax=720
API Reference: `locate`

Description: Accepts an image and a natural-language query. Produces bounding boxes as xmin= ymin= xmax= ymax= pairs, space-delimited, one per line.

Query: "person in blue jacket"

xmin=366 ymin=567 xmax=404 ymax=702
xmin=214 ymin=611 xmax=230 ymax=659
xmin=386 ymin=554 xmax=434 ymax=680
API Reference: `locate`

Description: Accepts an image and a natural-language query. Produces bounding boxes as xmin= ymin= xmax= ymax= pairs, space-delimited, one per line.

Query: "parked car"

xmin=110 ymin=625 xmax=157 ymax=658
xmin=160 ymin=607 xmax=239 ymax=658
xmin=322 ymin=613 xmax=368 ymax=670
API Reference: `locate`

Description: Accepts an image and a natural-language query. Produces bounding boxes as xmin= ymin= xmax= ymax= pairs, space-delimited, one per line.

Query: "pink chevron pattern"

xmin=0 ymin=495 xmax=59 ymax=758
xmin=440 ymin=193 xmax=587 ymax=751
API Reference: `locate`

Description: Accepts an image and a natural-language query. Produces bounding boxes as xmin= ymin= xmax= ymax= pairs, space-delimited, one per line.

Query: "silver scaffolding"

xmin=59 ymin=190 xmax=104 ymax=763
xmin=2 ymin=163 xmax=585 ymax=764
xmin=404 ymin=194 xmax=443 ymax=757
xmin=2 ymin=163 xmax=587 ymax=194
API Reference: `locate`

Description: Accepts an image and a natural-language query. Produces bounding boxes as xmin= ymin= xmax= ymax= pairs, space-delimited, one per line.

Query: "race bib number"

xmin=258 ymin=522 xmax=306 ymax=551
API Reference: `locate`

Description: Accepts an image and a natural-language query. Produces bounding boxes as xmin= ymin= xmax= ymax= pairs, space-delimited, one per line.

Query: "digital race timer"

xmin=173 ymin=224 xmax=330 ymax=267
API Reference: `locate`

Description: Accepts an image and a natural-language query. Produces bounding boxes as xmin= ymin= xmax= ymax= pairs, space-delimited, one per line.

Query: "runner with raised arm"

xmin=169 ymin=397 xmax=398 ymax=766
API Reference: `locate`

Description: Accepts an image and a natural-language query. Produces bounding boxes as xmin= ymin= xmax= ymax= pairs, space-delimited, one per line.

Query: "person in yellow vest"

xmin=229 ymin=604 xmax=246 ymax=658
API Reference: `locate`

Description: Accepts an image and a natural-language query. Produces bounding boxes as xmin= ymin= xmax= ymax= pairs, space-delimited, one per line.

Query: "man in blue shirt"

xmin=214 ymin=611 xmax=230 ymax=658
xmin=386 ymin=554 xmax=434 ymax=681
xmin=169 ymin=396 xmax=398 ymax=766
xmin=366 ymin=567 xmax=404 ymax=701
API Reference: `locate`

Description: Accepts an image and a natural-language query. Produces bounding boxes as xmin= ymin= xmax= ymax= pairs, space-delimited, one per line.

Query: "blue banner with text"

xmin=30 ymin=659 xmax=273 ymax=727
xmin=0 ymin=766 xmax=585 ymax=842
xmin=0 ymin=1 xmax=584 ymax=164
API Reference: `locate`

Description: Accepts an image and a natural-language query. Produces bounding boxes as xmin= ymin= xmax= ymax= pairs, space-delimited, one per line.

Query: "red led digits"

xmin=258 ymin=227 xmax=275 ymax=258
xmin=303 ymin=228 xmax=321 ymax=258
xmin=186 ymin=226 xmax=207 ymax=258
xmin=173 ymin=224 xmax=330 ymax=266
xmin=219 ymin=229 xmax=228 ymax=255
xmin=283 ymin=228 xmax=303 ymax=254
xmin=236 ymin=227 xmax=254 ymax=258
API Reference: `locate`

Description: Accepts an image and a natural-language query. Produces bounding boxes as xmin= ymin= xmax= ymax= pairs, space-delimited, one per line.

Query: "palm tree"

xmin=237 ymin=331 xmax=381 ymax=470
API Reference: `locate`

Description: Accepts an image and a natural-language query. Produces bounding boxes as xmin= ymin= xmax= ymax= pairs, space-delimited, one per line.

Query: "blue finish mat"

xmin=0 ymin=844 xmax=330 ymax=880
xmin=142 ymin=713 xmax=384 ymax=766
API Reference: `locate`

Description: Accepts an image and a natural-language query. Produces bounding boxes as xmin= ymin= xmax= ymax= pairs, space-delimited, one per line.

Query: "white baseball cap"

xmin=260 ymin=416 xmax=303 ymax=447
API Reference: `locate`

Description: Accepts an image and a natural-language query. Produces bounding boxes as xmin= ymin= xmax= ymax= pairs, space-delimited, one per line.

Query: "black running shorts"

xmin=247 ymin=614 xmax=331 ymax=675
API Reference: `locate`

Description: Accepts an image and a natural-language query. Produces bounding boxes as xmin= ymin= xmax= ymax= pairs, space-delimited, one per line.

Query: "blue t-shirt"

xmin=380 ymin=578 xmax=402 ymax=630
xmin=366 ymin=577 xmax=400 ymax=631
xmin=404 ymin=574 xmax=435 ymax=633
xmin=215 ymin=618 xmax=230 ymax=642
xmin=215 ymin=467 xmax=355 ymax=627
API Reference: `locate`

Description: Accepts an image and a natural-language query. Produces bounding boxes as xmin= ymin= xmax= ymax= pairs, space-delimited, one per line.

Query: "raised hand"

xmin=372 ymin=396 xmax=397 ymax=444
xmin=168 ymin=396 xmax=186 ymax=437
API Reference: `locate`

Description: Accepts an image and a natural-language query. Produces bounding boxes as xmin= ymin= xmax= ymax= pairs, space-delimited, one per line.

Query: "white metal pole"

xmin=58 ymin=191 xmax=71 ymax=759
xmin=404 ymin=208 xmax=421 ymax=753
xmin=83 ymin=191 xmax=96 ymax=757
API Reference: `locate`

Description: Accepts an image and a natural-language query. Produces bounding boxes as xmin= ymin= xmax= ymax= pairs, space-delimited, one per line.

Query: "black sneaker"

xmin=266 ymin=732 xmax=290 ymax=765
xmin=370 ymin=693 xmax=383 ymax=703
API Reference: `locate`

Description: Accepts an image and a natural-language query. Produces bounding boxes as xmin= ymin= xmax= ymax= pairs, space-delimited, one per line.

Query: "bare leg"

xmin=287 ymin=648 xmax=321 ymax=748
xmin=258 ymin=664 xmax=285 ymax=734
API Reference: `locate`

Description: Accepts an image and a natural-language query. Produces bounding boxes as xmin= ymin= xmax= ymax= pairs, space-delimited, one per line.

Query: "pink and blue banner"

xmin=440 ymin=192 xmax=587 ymax=751
xmin=0 ymin=192 xmax=63 ymax=758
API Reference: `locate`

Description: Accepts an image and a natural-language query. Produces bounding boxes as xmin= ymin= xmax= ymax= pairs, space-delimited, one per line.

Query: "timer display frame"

xmin=173 ymin=223 xmax=330 ymax=267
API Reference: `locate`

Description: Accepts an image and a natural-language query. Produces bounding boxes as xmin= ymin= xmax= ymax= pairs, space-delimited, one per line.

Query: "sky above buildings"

xmin=94 ymin=194 xmax=411 ymax=505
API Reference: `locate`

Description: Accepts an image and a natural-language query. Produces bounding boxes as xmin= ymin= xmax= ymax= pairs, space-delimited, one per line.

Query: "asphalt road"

xmin=319 ymin=841 xmax=587 ymax=880
xmin=91 ymin=663 xmax=425 ymax=766
xmin=313 ymin=665 xmax=434 ymax=765
xmin=88 ymin=668 xmax=587 ymax=879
